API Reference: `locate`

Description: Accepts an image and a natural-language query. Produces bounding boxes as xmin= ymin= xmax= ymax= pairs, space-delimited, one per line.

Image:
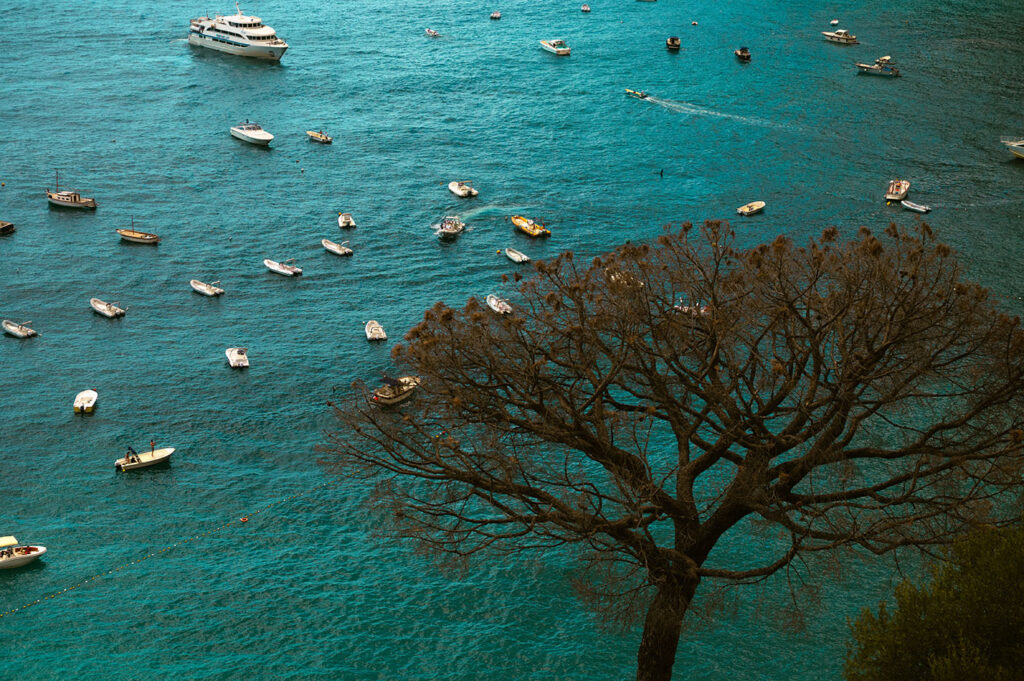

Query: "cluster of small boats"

xmin=884 ymin=179 xmax=930 ymax=213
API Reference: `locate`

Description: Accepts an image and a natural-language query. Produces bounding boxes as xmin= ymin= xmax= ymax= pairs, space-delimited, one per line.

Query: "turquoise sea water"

xmin=2 ymin=0 xmax=1023 ymax=678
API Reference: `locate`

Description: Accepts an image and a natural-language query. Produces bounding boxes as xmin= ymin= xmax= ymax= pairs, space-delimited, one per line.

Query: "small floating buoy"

xmin=240 ymin=516 xmax=249 ymax=523
xmin=1 ymin=183 xmax=4 ymax=187
xmin=497 ymin=249 xmax=501 ymax=254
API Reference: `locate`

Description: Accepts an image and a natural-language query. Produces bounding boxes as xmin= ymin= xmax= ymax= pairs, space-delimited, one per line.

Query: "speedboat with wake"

xmin=625 ymin=89 xmax=649 ymax=99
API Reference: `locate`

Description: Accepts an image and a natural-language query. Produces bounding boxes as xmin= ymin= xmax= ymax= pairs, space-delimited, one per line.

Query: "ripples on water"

xmin=2 ymin=0 xmax=1023 ymax=678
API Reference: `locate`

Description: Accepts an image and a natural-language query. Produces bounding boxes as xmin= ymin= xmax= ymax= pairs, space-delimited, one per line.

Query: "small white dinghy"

xmin=2 ymin=320 xmax=37 ymax=338
xmin=486 ymin=294 xmax=513 ymax=314
xmin=74 ymin=389 xmax=98 ymax=413
xmin=190 ymin=279 xmax=224 ymax=296
xmin=338 ymin=213 xmax=357 ymax=228
xmin=505 ymin=247 xmax=530 ymax=263
xmin=900 ymin=200 xmax=931 ymax=213
xmin=322 ymin=238 xmax=353 ymax=256
xmin=226 ymin=347 xmax=250 ymax=368
xmin=264 ymin=258 xmax=302 ymax=276
xmin=365 ymin=320 xmax=387 ymax=341
xmin=737 ymin=200 xmax=766 ymax=216
xmin=115 ymin=445 xmax=174 ymax=471
xmin=90 ymin=298 xmax=126 ymax=318
xmin=0 ymin=537 xmax=47 ymax=570
xmin=448 ymin=180 xmax=479 ymax=197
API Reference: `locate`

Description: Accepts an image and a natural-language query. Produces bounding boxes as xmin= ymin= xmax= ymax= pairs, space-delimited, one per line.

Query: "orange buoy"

xmin=240 ymin=517 xmax=249 ymax=523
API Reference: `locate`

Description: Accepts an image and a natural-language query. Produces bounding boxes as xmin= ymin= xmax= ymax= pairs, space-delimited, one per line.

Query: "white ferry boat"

xmin=188 ymin=3 xmax=288 ymax=61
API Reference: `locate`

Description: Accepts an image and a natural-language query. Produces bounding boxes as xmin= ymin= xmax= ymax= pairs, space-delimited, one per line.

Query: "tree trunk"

xmin=636 ymin=574 xmax=699 ymax=681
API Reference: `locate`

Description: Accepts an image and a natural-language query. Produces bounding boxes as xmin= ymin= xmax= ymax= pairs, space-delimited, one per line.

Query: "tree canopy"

xmin=845 ymin=523 xmax=1024 ymax=681
xmin=325 ymin=221 xmax=1024 ymax=681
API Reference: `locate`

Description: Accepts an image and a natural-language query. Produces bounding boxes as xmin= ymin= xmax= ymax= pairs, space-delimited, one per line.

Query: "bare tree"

xmin=324 ymin=222 xmax=1024 ymax=681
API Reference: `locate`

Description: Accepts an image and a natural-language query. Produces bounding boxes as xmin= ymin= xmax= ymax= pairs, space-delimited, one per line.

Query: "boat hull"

xmin=264 ymin=259 xmax=302 ymax=276
xmin=47 ymin=195 xmax=96 ymax=209
xmin=373 ymin=377 xmax=421 ymax=405
xmin=90 ymin=298 xmax=126 ymax=318
xmin=448 ymin=182 xmax=478 ymax=197
xmin=322 ymin=239 xmax=353 ymax=256
xmin=231 ymin=128 xmax=274 ymax=145
xmin=116 ymin=229 xmax=160 ymax=244
xmin=188 ymin=32 xmax=287 ymax=61
xmin=2 ymin=320 xmax=36 ymax=338
xmin=74 ymin=390 xmax=98 ymax=413
xmin=505 ymin=248 xmax=530 ymax=263
xmin=737 ymin=201 xmax=766 ymax=216
xmin=900 ymin=200 xmax=931 ymax=213
xmin=190 ymin=280 xmax=224 ymax=296
xmin=540 ymin=41 xmax=571 ymax=55
xmin=1009 ymin=146 xmax=1024 ymax=160
xmin=226 ymin=348 xmax=249 ymax=368
xmin=365 ymin=321 xmax=387 ymax=341
xmin=0 ymin=546 xmax=46 ymax=569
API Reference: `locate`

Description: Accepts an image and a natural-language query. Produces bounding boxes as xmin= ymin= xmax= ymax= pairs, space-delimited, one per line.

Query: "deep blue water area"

xmin=2 ymin=0 xmax=1023 ymax=678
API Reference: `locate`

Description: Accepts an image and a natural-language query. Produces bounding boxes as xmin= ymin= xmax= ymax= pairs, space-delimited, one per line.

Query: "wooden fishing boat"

xmin=115 ymin=446 xmax=174 ymax=471
xmin=116 ymin=217 xmax=159 ymax=244
xmin=448 ymin=180 xmax=479 ymax=197
xmin=226 ymin=347 xmax=249 ymax=368
xmin=372 ymin=376 xmax=421 ymax=406
xmin=486 ymin=294 xmax=512 ymax=314
xmin=190 ymin=279 xmax=224 ymax=296
xmin=306 ymin=130 xmax=333 ymax=144
xmin=900 ymin=200 xmax=931 ymax=213
xmin=338 ymin=212 xmax=357 ymax=228
xmin=666 ymin=36 xmax=680 ymax=50
xmin=2 ymin=320 xmax=36 ymax=338
xmin=46 ymin=170 xmax=97 ymax=209
xmin=505 ymin=247 xmax=530 ymax=263
xmin=264 ymin=258 xmax=302 ymax=276
xmin=0 ymin=537 xmax=47 ymax=569
xmin=365 ymin=320 xmax=387 ymax=341
xmin=884 ymin=179 xmax=910 ymax=201
xmin=0 ymin=221 xmax=14 ymax=235
xmin=736 ymin=200 xmax=765 ymax=216
xmin=90 ymin=298 xmax=126 ymax=318
xmin=511 ymin=215 xmax=551 ymax=237
xmin=74 ymin=389 xmax=98 ymax=413
xmin=322 ymin=238 xmax=354 ymax=256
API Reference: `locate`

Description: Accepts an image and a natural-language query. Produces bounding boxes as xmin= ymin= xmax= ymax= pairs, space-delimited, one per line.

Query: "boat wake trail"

xmin=644 ymin=97 xmax=778 ymax=128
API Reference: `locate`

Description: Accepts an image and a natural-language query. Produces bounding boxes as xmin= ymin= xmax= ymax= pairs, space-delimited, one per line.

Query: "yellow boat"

xmin=625 ymin=88 xmax=649 ymax=99
xmin=511 ymin=215 xmax=551 ymax=238
xmin=306 ymin=130 xmax=333 ymax=144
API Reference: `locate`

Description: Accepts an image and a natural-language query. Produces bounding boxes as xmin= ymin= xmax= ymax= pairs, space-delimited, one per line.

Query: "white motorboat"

xmin=0 ymin=537 xmax=47 ymax=569
xmin=2 ymin=320 xmax=37 ymax=338
xmin=373 ymin=376 xmax=421 ymax=405
xmin=490 ymin=11 xmax=501 ymax=20
xmin=90 ymin=298 xmax=126 ymax=318
xmin=425 ymin=28 xmax=440 ymax=37
xmin=231 ymin=120 xmax=274 ymax=146
xmin=338 ymin=212 xmax=357 ymax=228
xmin=188 ymin=4 xmax=288 ymax=60
xmin=74 ymin=389 xmax=98 ymax=414
xmin=46 ymin=170 xmax=96 ymax=209
xmin=437 ymin=216 xmax=465 ymax=240
xmin=486 ymin=294 xmax=513 ymax=314
xmin=226 ymin=347 xmax=250 ymax=368
xmin=737 ymin=200 xmax=766 ymax=216
xmin=540 ymin=39 xmax=571 ymax=56
xmin=115 ymin=446 xmax=174 ymax=471
xmin=885 ymin=179 xmax=910 ymax=201
xmin=190 ymin=279 xmax=225 ymax=296
xmin=901 ymin=200 xmax=931 ymax=213
xmin=322 ymin=238 xmax=353 ymax=256
xmin=1001 ymin=137 xmax=1024 ymax=160
xmin=448 ymin=180 xmax=479 ymax=197
xmin=505 ymin=247 xmax=530 ymax=263
xmin=264 ymin=258 xmax=302 ymax=276
xmin=365 ymin=320 xmax=387 ymax=341
xmin=856 ymin=56 xmax=899 ymax=77
xmin=822 ymin=29 xmax=858 ymax=44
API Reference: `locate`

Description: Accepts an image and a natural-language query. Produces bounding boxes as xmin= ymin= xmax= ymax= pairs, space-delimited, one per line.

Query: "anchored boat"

xmin=486 ymin=294 xmax=513 ymax=314
xmin=74 ymin=389 xmax=98 ymax=414
xmin=188 ymin=4 xmax=288 ymax=60
xmin=737 ymin=200 xmax=766 ymax=216
xmin=511 ymin=215 xmax=551 ymax=237
xmin=372 ymin=376 xmax=421 ymax=406
xmin=822 ymin=29 xmax=858 ymax=44
xmin=306 ymin=130 xmax=332 ymax=144
xmin=448 ymin=180 xmax=479 ymax=197
xmin=46 ymin=170 xmax=97 ymax=209
xmin=365 ymin=320 xmax=387 ymax=341
xmin=885 ymin=179 xmax=911 ymax=201
xmin=540 ymin=39 xmax=571 ymax=56
xmin=190 ymin=279 xmax=225 ymax=296
xmin=322 ymin=238 xmax=353 ymax=256
xmin=264 ymin=258 xmax=302 ymax=276
xmin=90 ymin=298 xmax=126 ymax=318
xmin=2 ymin=320 xmax=36 ymax=338
xmin=0 ymin=537 xmax=47 ymax=569
xmin=226 ymin=347 xmax=249 ymax=368
xmin=505 ymin=247 xmax=530 ymax=263
xmin=116 ymin=216 xmax=160 ymax=244
xmin=115 ymin=446 xmax=174 ymax=471
xmin=230 ymin=120 xmax=274 ymax=146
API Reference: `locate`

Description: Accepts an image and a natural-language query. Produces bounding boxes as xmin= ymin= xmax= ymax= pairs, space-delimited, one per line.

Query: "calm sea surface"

xmin=2 ymin=0 xmax=1023 ymax=678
